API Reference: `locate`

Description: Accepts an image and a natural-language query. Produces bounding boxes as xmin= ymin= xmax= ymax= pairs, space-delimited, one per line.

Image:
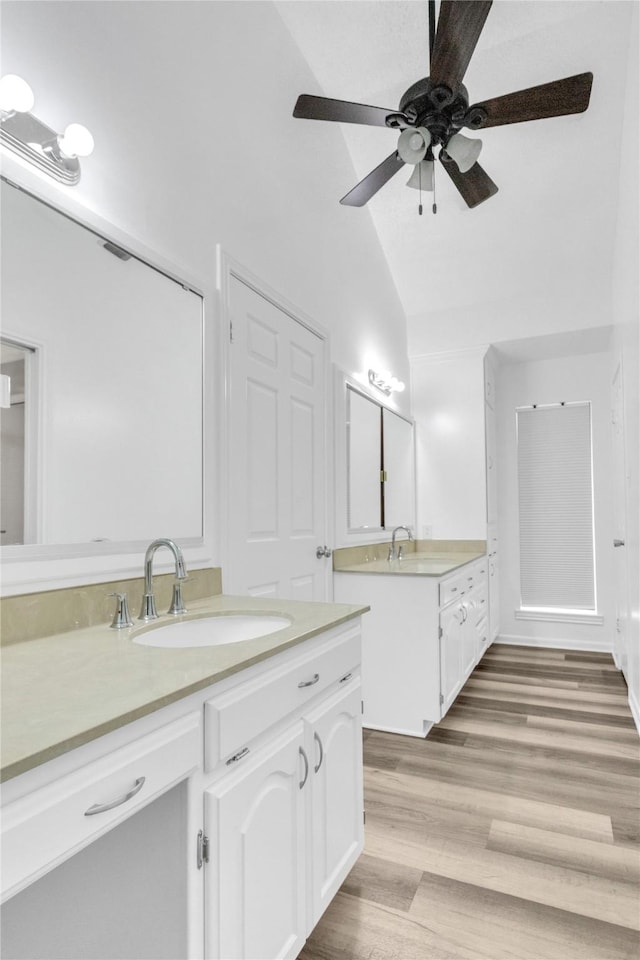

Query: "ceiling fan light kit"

xmin=292 ymin=0 xmax=593 ymax=212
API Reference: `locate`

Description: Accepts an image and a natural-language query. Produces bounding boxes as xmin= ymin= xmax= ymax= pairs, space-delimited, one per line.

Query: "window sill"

xmin=515 ymin=609 xmax=603 ymax=626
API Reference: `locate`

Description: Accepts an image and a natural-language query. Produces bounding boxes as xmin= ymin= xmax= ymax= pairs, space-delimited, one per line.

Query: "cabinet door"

xmin=460 ymin=600 xmax=478 ymax=678
xmin=485 ymin=403 xmax=497 ymax=524
xmin=489 ymin=552 xmax=500 ymax=641
xmin=439 ymin=604 xmax=464 ymax=717
xmin=304 ymin=680 xmax=364 ymax=927
xmin=204 ymin=723 xmax=307 ymax=960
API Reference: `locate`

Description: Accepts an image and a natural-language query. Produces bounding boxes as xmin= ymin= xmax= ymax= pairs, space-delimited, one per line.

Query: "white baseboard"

xmin=363 ymin=721 xmax=432 ymax=739
xmin=496 ymin=633 xmax=612 ymax=654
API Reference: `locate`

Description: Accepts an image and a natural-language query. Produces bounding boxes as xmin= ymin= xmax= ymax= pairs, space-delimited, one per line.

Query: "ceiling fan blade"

xmin=468 ymin=72 xmax=594 ymax=128
xmin=340 ymin=152 xmax=405 ymax=207
xmin=430 ymin=1 xmax=493 ymax=93
xmin=440 ymin=155 xmax=498 ymax=208
xmin=294 ymin=94 xmax=398 ymax=128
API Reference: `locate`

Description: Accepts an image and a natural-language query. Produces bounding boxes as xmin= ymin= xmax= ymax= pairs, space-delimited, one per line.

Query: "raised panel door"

xmin=439 ymin=603 xmax=464 ymax=717
xmin=204 ymin=723 xmax=307 ymax=960
xmin=227 ymin=275 xmax=329 ymax=601
xmin=304 ymin=680 xmax=364 ymax=927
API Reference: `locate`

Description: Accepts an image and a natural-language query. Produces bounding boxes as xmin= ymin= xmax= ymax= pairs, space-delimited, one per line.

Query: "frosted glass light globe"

xmin=58 ymin=123 xmax=94 ymax=158
xmin=0 ymin=74 xmax=35 ymax=114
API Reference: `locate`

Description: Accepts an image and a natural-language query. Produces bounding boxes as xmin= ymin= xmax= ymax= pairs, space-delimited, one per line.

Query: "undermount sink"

xmin=133 ymin=614 xmax=292 ymax=649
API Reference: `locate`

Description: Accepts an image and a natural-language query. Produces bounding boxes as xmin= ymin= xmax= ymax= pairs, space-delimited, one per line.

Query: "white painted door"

xmin=304 ymin=680 xmax=364 ymax=927
xmin=439 ymin=603 xmax=464 ymax=717
xmin=227 ymin=276 xmax=329 ymax=600
xmin=611 ymin=361 xmax=629 ymax=677
xmin=204 ymin=723 xmax=307 ymax=960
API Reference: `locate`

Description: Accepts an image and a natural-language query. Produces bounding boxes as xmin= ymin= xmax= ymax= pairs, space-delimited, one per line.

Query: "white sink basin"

xmin=133 ymin=614 xmax=292 ymax=649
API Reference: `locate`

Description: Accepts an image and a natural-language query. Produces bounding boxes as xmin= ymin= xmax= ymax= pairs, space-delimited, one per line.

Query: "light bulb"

xmin=57 ymin=123 xmax=94 ymax=158
xmin=0 ymin=74 xmax=35 ymax=114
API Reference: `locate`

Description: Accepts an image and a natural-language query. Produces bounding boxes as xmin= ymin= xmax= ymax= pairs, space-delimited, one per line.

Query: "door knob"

xmin=316 ymin=545 xmax=332 ymax=559
xmin=613 ymin=539 xmax=625 ymax=547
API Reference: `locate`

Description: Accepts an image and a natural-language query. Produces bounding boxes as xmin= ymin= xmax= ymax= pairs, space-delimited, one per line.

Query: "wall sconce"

xmin=368 ymin=369 xmax=406 ymax=396
xmin=0 ymin=75 xmax=94 ymax=185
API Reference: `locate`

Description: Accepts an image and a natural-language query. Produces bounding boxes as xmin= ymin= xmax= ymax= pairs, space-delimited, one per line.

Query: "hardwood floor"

xmin=299 ymin=644 xmax=640 ymax=960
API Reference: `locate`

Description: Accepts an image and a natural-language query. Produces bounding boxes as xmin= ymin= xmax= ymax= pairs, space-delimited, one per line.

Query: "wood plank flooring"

xmin=299 ymin=643 xmax=640 ymax=960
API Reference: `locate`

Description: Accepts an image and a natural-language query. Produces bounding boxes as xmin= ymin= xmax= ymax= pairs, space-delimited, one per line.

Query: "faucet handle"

xmin=168 ymin=578 xmax=190 ymax=616
xmin=109 ymin=592 xmax=133 ymax=629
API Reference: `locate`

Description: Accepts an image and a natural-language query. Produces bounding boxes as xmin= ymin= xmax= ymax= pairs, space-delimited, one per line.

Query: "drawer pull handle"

xmin=314 ymin=732 xmax=324 ymax=773
xmin=226 ymin=747 xmax=250 ymax=765
xmin=298 ymin=673 xmax=320 ymax=688
xmin=339 ymin=672 xmax=353 ymax=684
xmin=299 ymin=746 xmax=309 ymax=789
xmin=84 ymin=776 xmax=145 ymax=816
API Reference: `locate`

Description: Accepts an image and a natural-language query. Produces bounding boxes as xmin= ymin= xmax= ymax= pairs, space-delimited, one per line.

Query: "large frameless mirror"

xmin=346 ymin=384 xmax=415 ymax=532
xmin=0 ymin=178 xmax=205 ymax=555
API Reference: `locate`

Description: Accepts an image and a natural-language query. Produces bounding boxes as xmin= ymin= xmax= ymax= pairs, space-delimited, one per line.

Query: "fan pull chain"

xmin=432 ymin=161 xmax=437 ymax=214
xmin=418 ymin=161 xmax=423 ymax=216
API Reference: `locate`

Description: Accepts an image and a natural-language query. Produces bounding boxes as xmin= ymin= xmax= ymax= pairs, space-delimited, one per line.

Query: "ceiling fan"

xmin=292 ymin=0 xmax=593 ymax=209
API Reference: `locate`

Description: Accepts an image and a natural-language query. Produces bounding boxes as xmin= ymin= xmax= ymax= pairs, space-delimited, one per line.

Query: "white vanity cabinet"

xmin=202 ymin=626 xmax=364 ymax=960
xmin=1 ymin=616 xmax=365 ymax=960
xmin=334 ymin=558 xmax=487 ymax=737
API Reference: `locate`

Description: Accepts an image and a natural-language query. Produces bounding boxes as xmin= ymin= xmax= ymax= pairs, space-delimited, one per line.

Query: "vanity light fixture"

xmin=0 ymin=74 xmax=94 ymax=185
xmin=368 ymin=369 xmax=405 ymax=396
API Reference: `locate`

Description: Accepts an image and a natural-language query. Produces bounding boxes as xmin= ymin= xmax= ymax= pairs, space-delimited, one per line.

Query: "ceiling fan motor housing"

xmin=394 ymin=78 xmax=484 ymax=147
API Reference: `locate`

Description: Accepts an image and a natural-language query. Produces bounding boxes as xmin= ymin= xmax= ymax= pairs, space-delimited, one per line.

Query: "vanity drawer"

xmin=439 ymin=560 xmax=487 ymax=608
xmin=204 ymin=625 xmax=361 ymax=772
xmin=439 ymin=572 xmax=469 ymax=608
xmin=1 ymin=712 xmax=200 ymax=902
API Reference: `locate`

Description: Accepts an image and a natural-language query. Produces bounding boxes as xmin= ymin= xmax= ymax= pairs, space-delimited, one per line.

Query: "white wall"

xmin=610 ymin=3 xmax=639 ymax=724
xmin=1 ymin=0 xmax=410 ymax=590
xmin=411 ymin=350 xmax=487 ymax=541
xmin=496 ymin=351 xmax=615 ymax=651
xmin=0 ymin=1 xmax=409 ymax=394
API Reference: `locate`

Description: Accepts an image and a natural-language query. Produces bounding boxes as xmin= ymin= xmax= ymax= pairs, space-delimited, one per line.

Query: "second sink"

xmin=133 ymin=614 xmax=292 ymax=649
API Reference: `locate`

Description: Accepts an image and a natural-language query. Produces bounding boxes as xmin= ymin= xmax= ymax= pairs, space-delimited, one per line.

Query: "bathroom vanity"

xmin=0 ymin=593 xmax=367 ymax=960
xmin=333 ymin=541 xmax=488 ymax=736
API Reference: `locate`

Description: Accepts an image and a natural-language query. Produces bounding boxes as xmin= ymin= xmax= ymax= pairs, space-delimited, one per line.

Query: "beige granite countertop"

xmin=333 ymin=539 xmax=486 ymax=577
xmin=334 ymin=552 xmax=485 ymax=576
xmin=0 ymin=594 xmax=368 ymax=782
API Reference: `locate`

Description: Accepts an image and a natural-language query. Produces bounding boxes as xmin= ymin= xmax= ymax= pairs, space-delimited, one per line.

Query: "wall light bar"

xmin=0 ymin=75 xmax=93 ymax=185
xmin=368 ymin=369 xmax=405 ymax=396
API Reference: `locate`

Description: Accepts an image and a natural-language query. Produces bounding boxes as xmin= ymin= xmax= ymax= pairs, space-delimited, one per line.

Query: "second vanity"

xmin=0 ymin=583 xmax=368 ymax=960
xmin=333 ymin=539 xmax=488 ymax=737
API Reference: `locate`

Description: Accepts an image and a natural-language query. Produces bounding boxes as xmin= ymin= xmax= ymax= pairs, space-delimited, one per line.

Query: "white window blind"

xmin=517 ymin=402 xmax=596 ymax=612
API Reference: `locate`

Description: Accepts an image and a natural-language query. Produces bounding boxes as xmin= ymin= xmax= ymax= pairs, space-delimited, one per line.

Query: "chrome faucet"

xmin=388 ymin=525 xmax=413 ymax=562
xmin=139 ymin=538 xmax=188 ymax=621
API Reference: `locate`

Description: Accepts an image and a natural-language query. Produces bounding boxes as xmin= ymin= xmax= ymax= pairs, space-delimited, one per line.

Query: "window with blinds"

xmin=516 ymin=402 xmax=596 ymax=612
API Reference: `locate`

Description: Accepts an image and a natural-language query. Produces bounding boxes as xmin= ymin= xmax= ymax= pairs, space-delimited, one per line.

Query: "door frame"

xmin=611 ymin=356 xmax=630 ymax=677
xmin=216 ymin=247 xmax=333 ymax=599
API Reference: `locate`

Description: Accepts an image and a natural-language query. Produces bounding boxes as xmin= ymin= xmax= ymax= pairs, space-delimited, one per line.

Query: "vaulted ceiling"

xmin=277 ymin=1 xmax=635 ymax=328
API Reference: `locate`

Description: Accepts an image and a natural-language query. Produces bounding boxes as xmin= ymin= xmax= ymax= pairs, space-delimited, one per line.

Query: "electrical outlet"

xmin=422 ymin=525 xmax=433 ymax=539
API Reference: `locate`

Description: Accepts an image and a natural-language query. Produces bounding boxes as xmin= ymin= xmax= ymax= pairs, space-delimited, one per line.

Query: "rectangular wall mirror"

xmin=0 ymin=178 xmax=205 ymax=556
xmin=346 ymin=384 xmax=415 ymax=533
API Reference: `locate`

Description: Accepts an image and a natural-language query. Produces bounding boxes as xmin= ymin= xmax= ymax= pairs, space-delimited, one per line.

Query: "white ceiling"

xmin=276 ymin=1 xmax=635 ymax=323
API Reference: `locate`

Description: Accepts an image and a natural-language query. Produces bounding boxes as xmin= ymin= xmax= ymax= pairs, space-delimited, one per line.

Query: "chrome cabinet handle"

xmin=316 ymin=545 xmax=332 ymax=559
xmin=299 ymin=746 xmax=309 ymax=789
xmin=226 ymin=746 xmax=250 ymax=765
xmin=314 ymin=732 xmax=324 ymax=773
xmin=298 ymin=673 xmax=320 ymax=688
xmin=339 ymin=672 xmax=353 ymax=684
xmin=84 ymin=776 xmax=145 ymax=816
